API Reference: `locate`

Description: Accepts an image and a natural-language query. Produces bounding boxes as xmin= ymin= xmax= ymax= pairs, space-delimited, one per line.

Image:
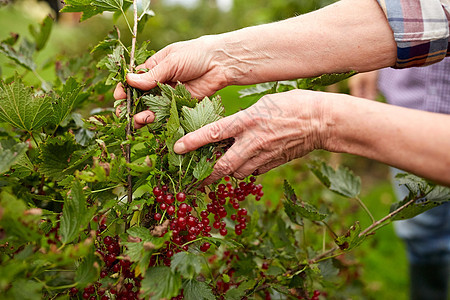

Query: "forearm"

xmin=216 ymin=0 xmax=396 ymax=85
xmin=324 ymin=94 xmax=450 ymax=186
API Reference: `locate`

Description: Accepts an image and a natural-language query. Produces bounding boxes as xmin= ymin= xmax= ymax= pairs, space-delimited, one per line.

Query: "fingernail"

xmin=174 ymin=141 xmax=186 ymax=154
xmin=127 ymin=73 xmax=141 ymax=82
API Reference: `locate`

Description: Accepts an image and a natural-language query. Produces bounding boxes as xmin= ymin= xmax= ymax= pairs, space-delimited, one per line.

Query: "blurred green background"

xmin=0 ymin=0 xmax=408 ymax=299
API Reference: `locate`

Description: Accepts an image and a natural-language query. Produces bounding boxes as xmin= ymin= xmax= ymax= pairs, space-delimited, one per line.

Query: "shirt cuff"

xmin=377 ymin=0 xmax=450 ymax=68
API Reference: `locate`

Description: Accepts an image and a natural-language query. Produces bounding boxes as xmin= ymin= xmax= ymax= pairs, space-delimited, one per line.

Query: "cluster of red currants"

xmin=69 ymin=217 xmax=142 ymax=299
xmin=148 ymin=176 xmax=264 ymax=268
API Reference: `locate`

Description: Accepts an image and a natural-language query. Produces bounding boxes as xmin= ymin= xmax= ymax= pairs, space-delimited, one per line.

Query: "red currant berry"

xmin=165 ymin=194 xmax=175 ymax=204
xmin=103 ymin=236 xmax=113 ymax=245
xmin=179 ymin=203 xmax=188 ymax=212
xmin=176 ymin=192 xmax=186 ymax=202
xmin=200 ymin=242 xmax=211 ymax=252
xmin=238 ymin=208 xmax=248 ymax=216
xmin=154 ymin=213 xmax=162 ymax=221
xmin=167 ymin=205 xmax=175 ymax=215
xmin=213 ymin=221 xmax=221 ymax=229
xmin=166 ymin=250 xmax=174 ymax=258
xmin=153 ymin=186 xmax=162 ymax=197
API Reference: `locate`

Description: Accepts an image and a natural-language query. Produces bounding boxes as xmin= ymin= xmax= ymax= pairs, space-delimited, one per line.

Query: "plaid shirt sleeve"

xmin=377 ymin=0 xmax=450 ymax=68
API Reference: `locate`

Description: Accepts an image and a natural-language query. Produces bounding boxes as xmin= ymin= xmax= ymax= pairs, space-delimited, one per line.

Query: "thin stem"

xmin=308 ymin=198 xmax=417 ymax=265
xmin=90 ymin=184 xmax=121 ymax=194
xmin=30 ymin=132 xmax=41 ymax=151
xmin=321 ymin=220 xmax=337 ymax=240
xmin=32 ymin=69 xmax=49 ymax=91
xmin=120 ymin=8 xmax=134 ymax=36
xmin=358 ymin=198 xmax=415 ymax=237
xmin=124 ymin=0 xmax=139 ymax=231
xmin=354 ymin=196 xmax=375 ymax=224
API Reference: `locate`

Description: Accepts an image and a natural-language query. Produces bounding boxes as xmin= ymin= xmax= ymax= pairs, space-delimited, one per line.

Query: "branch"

xmin=308 ymin=197 xmax=416 ymax=265
xmin=125 ymin=1 xmax=139 ymax=230
xmin=358 ymin=198 xmax=415 ymax=237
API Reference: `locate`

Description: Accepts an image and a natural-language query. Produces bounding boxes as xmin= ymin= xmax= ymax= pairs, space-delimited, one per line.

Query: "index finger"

xmin=173 ymin=111 xmax=248 ymax=154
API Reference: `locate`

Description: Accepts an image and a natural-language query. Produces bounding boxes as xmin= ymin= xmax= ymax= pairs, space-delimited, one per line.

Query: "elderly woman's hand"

xmin=171 ymin=89 xmax=331 ymax=184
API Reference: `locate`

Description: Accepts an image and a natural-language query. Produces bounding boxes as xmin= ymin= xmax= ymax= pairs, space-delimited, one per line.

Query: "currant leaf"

xmin=334 ymin=222 xmax=365 ymax=251
xmin=0 ymin=142 xmax=27 ymax=174
xmin=39 ymin=134 xmax=81 ymax=181
xmin=28 ymin=15 xmax=53 ymax=51
xmin=0 ymin=39 xmax=36 ymax=71
xmin=60 ymin=180 xmax=90 ymax=244
xmin=0 ymin=76 xmax=52 ymax=132
xmin=143 ymin=94 xmax=171 ymax=127
xmin=171 ymin=252 xmax=202 ymax=279
xmin=283 ymin=180 xmax=327 ymax=223
xmin=180 ymin=97 xmax=222 ymax=133
xmin=75 ymin=251 xmax=99 ymax=288
xmin=51 ymin=77 xmax=84 ymax=127
xmin=308 ymin=160 xmax=361 ymax=198
xmin=193 ymin=156 xmax=213 ymax=181
xmin=224 ymin=279 xmax=256 ymax=300
xmin=390 ymin=174 xmax=450 ymax=220
xmin=183 ymin=279 xmax=215 ymax=300
xmin=141 ymin=266 xmax=182 ymax=299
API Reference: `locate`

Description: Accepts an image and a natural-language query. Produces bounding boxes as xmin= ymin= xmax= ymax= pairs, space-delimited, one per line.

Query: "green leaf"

xmin=335 ymin=222 xmax=365 ymax=251
xmin=123 ymin=242 xmax=144 ymax=262
xmin=283 ymin=180 xmax=327 ymax=223
xmin=239 ymin=82 xmax=277 ymax=98
xmin=29 ymin=15 xmax=53 ymax=51
xmin=92 ymin=0 xmax=123 ymax=11
xmin=39 ymin=134 xmax=80 ymax=181
xmin=309 ymin=160 xmax=361 ymax=198
xmin=171 ymin=252 xmax=203 ymax=279
xmin=134 ymin=40 xmax=154 ymax=65
xmin=0 ymin=142 xmax=27 ymax=174
xmin=0 ymin=39 xmax=36 ymax=71
xmin=0 ymin=76 xmax=52 ymax=132
xmin=60 ymin=180 xmax=89 ymax=244
xmin=183 ymin=279 xmax=215 ymax=300
xmin=193 ymin=156 xmax=214 ymax=181
xmin=142 ymin=94 xmax=171 ymax=128
xmin=224 ymin=279 xmax=256 ymax=300
xmin=127 ymin=226 xmax=153 ymax=242
xmin=167 ymin=98 xmax=181 ymax=137
xmin=211 ymin=95 xmax=226 ymax=117
xmin=390 ymin=186 xmax=450 ymax=221
xmin=0 ymin=191 xmax=42 ymax=243
xmin=9 ymin=279 xmax=44 ymax=300
xmin=307 ymin=71 xmax=356 ymax=88
xmin=11 ymin=151 xmax=35 ymax=177
xmin=180 ymin=97 xmax=222 ymax=133
xmin=138 ymin=0 xmax=155 ymax=21
xmin=394 ymin=173 xmax=434 ymax=197
xmin=202 ymin=236 xmax=242 ymax=249
xmin=141 ymin=266 xmax=182 ymax=299
xmin=99 ymin=46 xmax=127 ymax=85
xmin=51 ymin=77 xmax=84 ymax=127
xmin=2 ymin=33 xmax=19 ymax=46
xmin=75 ymin=251 xmax=99 ymax=288
xmin=61 ymin=0 xmax=107 ymax=21
xmin=158 ymin=82 xmax=197 ymax=109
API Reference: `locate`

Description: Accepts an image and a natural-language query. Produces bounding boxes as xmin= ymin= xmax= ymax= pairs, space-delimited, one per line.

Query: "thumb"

xmin=127 ymin=61 xmax=173 ymax=90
